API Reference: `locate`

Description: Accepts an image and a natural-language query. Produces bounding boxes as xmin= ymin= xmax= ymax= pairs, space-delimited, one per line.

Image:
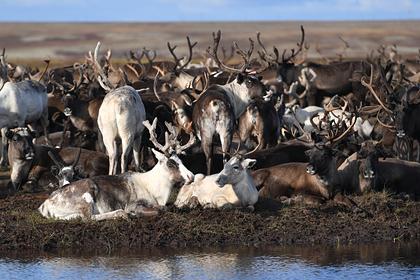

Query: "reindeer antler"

xmin=207 ymin=30 xmax=253 ymax=74
xmin=86 ymin=42 xmax=114 ymax=91
xmin=164 ymin=121 xmax=196 ymax=155
xmin=167 ymin=36 xmax=197 ymax=73
xmin=143 ymin=118 xmax=172 ymax=154
xmin=360 ymin=63 xmax=393 ymax=114
xmin=282 ymin=25 xmax=305 ymax=63
xmin=143 ymin=118 xmax=196 ymax=155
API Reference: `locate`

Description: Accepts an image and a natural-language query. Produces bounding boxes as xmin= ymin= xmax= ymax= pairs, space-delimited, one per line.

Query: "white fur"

xmin=97 ymin=86 xmax=146 ymax=175
xmin=175 ymin=158 xmax=258 ymax=209
xmin=219 ymin=79 xmax=253 ymax=118
xmin=38 ymin=152 xmax=194 ymax=220
xmin=0 ymin=80 xmax=48 ymax=165
xmin=82 ymin=192 xmax=94 ymax=203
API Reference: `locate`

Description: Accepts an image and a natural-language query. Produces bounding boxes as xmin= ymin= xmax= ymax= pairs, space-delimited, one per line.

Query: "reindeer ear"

xmin=241 ymin=158 xmax=256 ymax=169
xmin=151 ymin=149 xmax=166 ymax=162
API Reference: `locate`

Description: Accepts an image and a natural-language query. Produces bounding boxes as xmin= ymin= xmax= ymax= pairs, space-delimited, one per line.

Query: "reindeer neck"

xmin=221 ymin=80 xmax=251 ymax=118
xmin=231 ymin=170 xmax=257 ymax=206
xmin=130 ymin=163 xmax=173 ymax=206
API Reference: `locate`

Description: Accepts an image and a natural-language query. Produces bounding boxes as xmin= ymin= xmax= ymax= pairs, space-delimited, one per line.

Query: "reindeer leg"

xmin=41 ymin=108 xmax=51 ymax=146
xmin=120 ymin=134 xmax=134 ymax=174
xmin=91 ymin=209 xmax=128 ymax=221
xmin=103 ymin=137 xmax=117 ymax=175
xmin=0 ymin=127 xmax=8 ymax=168
xmin=220 ymin=129 xmax=233 ymax=164
xmin=201 ymin=134 xmax=213 ymax=175
xmin=132 ymin=134 xmax=143 ymax=172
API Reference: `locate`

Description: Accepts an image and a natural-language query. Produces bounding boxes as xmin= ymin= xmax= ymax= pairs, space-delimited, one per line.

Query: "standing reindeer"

xmin=193 ymin=30 xmax=268 ymax=174
xmin=0 ymin=49 xmax=49 ymax=167
xmin=89 ymin=42 xmax=147 ymax=175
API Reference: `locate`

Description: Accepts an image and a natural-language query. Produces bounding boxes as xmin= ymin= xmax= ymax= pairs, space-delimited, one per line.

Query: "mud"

xmin=0 ymin=189 xmax=418 ymax=252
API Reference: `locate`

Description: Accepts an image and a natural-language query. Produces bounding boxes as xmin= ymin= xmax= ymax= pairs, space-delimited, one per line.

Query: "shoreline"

xmin=0 ymin=191 xmax=418 ymax=251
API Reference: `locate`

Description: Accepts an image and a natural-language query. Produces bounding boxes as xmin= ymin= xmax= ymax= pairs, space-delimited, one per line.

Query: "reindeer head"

xmin=6 ymin=128 xmax=36 ymax=161
xmin=208 ymin=30 xmax=268 ymax=98
xmin=305 ymin=144 xmax=338 ymax=176
xmin=215 ymin=156 xmax=256 ymax=186
xmin=257 ymin=26 xmax=306 ymax=85
xmin=143 ymin=118 xmax=195 ymax=185
xmin=357 ymin=141 xmax=392 ymax=192
xmin=48 ymin=149 xmax=82 ymax=188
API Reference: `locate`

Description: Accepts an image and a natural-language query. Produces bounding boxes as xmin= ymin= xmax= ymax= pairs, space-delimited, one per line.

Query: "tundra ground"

xmin=0 ymin=180 xmax=418 ymax=252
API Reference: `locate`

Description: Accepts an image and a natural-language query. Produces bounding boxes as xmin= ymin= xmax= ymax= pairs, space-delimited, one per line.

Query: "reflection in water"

xmin=0 ymin=242 xmax=419 ymax=280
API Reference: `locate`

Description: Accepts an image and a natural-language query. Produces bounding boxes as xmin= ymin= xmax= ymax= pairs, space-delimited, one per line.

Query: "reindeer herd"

xmin=1 ymin=26 xmax=420 ymax=221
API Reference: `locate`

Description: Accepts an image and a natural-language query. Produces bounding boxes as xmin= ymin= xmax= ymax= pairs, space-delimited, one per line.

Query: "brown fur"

xmin=252 ymin=163 xmax=331 ymax=200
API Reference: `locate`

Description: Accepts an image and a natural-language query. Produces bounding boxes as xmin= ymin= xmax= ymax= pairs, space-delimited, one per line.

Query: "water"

xmin=0 ymin=242 xmax=419 ymax=280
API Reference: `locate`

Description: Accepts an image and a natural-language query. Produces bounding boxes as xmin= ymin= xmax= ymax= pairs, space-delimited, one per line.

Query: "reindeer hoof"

xmin=245 ymin=205 xmax=255 ymax=212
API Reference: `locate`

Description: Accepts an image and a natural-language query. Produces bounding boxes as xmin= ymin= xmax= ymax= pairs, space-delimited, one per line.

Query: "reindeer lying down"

xmin=38 ymin=118 xmax=195 ymax=220
xmin=174 ymin=149 xmax=259 ymax=210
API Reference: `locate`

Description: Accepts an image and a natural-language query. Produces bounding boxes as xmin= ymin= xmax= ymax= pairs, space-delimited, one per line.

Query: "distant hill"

xmin=0 ymin=21 xmax=419 ymax=63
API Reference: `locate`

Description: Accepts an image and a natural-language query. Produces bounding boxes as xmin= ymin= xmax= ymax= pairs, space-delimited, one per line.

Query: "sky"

xmin=0 ymin=0 xmax=419 ymax=22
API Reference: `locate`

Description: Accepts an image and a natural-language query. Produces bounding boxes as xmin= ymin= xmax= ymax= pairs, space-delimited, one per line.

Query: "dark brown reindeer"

xmin=193 ymin=30 xmax=268 ymax=174
xmin=238 ymin=96 xmax=281 ymax=149
xmin=6 ymin=128 xmax=109 ymax=191
xmin=359 ymin=143 xmax=420 ymax=197
xmin=252 ymin=112 xmax=356 ymax=204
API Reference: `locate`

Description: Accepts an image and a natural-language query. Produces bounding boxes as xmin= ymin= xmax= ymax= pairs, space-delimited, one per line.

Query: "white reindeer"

xmin=88 ymin=42 xmax=147 ymax=175
xmin=175 ymin=156 xmax=258 ymax=210
xmin=0 ymin=49 xmax=49 ymax=166
xmin=38 ymin=118 xmax=195 ymax=221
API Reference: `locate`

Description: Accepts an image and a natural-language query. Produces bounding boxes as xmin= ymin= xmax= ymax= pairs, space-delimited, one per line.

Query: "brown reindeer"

xmin=193 ymin=30 xmax=268 ymax=174
xmin=238 ymin=97 xmax=281 ymax=149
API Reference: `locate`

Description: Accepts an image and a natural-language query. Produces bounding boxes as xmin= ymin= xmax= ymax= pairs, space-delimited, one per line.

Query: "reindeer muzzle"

xmin=397 ymin=130 xmax=406 ymax=138
xmin=215 ymin=175 xmax=227 ymax=186
xmin=306 ymin=165 xmax=316 ymax=175
xmin=25 ymin=152 xmax=35 ymax=160
xmin=64 ymin=107 xmax=72 ymax=117
xmin=363 ymin=170 xmax=375 ymax=179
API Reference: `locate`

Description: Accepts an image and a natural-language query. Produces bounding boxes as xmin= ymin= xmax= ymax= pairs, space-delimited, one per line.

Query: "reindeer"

xmin=0 ymin=49 xmax=49 ymax=167
xmin=238 ymin=97 xmax=281 ymax=149
xmin=6 ymin=128 xmax=109 ymax=191
xmin=253 ymin=112 xmax=356 ymax=203
xmin=175 ymin=154 xmax=258 ymax=210
xmin=89 ymin=42 xmax=147 ymax=174
xmin=38 ymin=118 xmax=195 ymax=221
xmin=193 ymin=30 xmax=268 ymax=174
xmin=359 ymin=142 xmax=420 ymax=197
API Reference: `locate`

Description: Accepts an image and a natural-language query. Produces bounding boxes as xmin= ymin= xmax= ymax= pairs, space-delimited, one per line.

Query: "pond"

xmin=0 ymin=242 xmax=419 ymax=280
